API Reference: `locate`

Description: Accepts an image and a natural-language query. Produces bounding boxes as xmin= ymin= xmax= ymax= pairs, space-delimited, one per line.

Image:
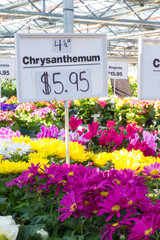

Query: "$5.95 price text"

xmin=35 ymin=69 xmax=91 ymax=99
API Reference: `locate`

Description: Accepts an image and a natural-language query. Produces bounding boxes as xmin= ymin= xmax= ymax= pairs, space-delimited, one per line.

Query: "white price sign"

xmin=139 ymin=39 xmax=160 ymax=100
xmin=107 ymin=61 xmax=128 ymax=79
xmin=15 ymin=33 xmax=107 ymax=103
xmin=0 ymin=58 xmax=16 ymax=79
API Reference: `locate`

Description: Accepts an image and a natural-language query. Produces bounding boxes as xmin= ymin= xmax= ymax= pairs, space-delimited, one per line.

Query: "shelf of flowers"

xmin=0 ymin=95 xmax=160 ymax=239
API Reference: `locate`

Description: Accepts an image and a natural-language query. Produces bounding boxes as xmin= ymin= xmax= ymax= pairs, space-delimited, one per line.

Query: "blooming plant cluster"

xmin=5 ymin=96 xmax=17 ymax=104
xmin=3 ymin=95 xmax=160 ymax=132
xmin=6 ymin=162 xmax=160 ymax=240
xmin=30 ymin=107 xmax=58 ymax=127
xmin=1 ymin=103 xmax=18 ymax=112
xmin=15 ymin=103 xmax=37 ymax=112
xmin=74 ymin=120 xmax=160 ymax=158
xmin=0 ymin=126 xmax=20 ymax=139
xmin=0 ymin=110 xmax=15 ymax=128
xmin=36 ymin=125 xmax=59 ymax=139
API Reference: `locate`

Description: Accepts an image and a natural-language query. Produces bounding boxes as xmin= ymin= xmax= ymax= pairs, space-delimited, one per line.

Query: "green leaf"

xmin=78 ymin=236 xmax=84 ymax=240
xmin=149 ymin=108 xmax=156 ymax=119
xmin=0 ymin=198 xmax=7 ymax=203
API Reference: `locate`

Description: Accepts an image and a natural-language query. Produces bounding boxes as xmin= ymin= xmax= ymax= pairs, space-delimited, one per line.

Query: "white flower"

xmin=0 ymin=216 xmax=19 ymax=240
xmin=5 ymin=142 xmax=32 ymax=156
xmin=1 ymin=96 xmax=8 ymax=103
xmin=36 ymin=228 xmax=49 ymax=240
xmin=0 ymin=139 xmax=13 ymax=158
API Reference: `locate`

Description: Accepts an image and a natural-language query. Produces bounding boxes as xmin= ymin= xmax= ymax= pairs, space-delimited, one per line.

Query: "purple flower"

xmin=142 ymin=162 xmax=160 ymax=179
xmin=128 ymin=214 xmax=160 ymax=240
xmin=58 ymin=190 xmax=82 ymax=222
xmin=100 ymin=213 xmax=134 ymax=240
xmin=1 ymin=103 xmax=18 ymax=112
xmin=36 ymin=125 xmax=59 ymax=139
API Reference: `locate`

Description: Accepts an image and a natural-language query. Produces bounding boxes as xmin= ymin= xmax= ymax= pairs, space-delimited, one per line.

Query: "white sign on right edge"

xmin=107 ymin=61 xmax=128 ymax=79
xmin=139 ymin=39 xmax=160 ymax=100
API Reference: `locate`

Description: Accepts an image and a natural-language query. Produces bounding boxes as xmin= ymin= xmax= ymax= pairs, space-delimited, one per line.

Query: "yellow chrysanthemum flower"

xmin=0 ymin=160 xmax=29 ymax=174
xmin=69 ymin=142 xmax=88 ymax=162
xmin=93 ymin=152 xmax=113 ymax=167
xmin=30 ymin=138 xmax=64 ymax=156
xmin=0 ymin=155 xmax=3 ymax=163
xmin=85 ymin=152 xmax=96 ymax=162
xmin=12 ymin=136 xmax=32 ymax=144
xmin=110 ymin=149 xmax=159 ymax=171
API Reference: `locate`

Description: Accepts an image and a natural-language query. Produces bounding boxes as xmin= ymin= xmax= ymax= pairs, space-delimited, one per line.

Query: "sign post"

xmin=15 ymin=33 xmax=107 ymax=166
xmin=0 ymin=58 xmax=16 ymax=110
xmin=63 ymin=0 xmax=74 ymax=165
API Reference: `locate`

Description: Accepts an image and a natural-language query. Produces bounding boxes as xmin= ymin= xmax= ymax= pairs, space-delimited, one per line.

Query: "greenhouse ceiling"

xmin=0 ymin=0 xmax=160 ymax=61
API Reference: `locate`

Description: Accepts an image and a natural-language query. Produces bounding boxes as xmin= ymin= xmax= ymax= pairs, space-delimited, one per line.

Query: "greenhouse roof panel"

xmin=0 ymin=0 xmax=159 ymax=60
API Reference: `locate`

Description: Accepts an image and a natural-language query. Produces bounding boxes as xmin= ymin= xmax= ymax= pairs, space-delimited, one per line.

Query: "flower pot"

xmin=20 ymin=127 xmax=35 ymax=138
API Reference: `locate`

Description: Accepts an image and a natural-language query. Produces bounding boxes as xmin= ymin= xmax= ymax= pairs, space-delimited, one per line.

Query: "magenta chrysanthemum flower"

xmin=69 ymin=116 xmax=82 ymax=131
xmin=100 ymin=213 xmax=134 ymax=240
xmin=58 ymin=191 xmax=82 ymax=222
xmin=128 ymin=214 xmax=160 ymax=240
xmin=142 ymin=162 xmax=160 ymax=179
xmin=98 ymin=188 xmax=132 ymax=221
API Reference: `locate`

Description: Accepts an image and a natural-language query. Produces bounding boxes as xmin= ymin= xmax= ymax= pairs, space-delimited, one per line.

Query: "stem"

xmin=55 ymin=198 xmax=60 ymax=238
xmin=155 ymin=179 xmax=160 ymax=200
xmin=154 ymin=230 xmax=160 ymax=240
xmin=88 ymin=140 xmax=92 ymax=152
xmin=80 ymin=216 xmax=83 ymax=236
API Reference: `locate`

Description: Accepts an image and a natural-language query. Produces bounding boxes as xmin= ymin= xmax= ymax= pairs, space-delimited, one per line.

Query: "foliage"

xmin=1 ymin=79 xmax=17 ymax=98
xmin=74 ymin=98 xmax=98 ymax=124
xmin=128 ymin=76 xmax=138 ymax=97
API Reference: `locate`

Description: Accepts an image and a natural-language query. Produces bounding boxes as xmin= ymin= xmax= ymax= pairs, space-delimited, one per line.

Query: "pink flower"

xmin=0 ymin=126 xmax=21 ymax=139
xmin=99 ymin=134 xmax=108 ymax=146
xmin=100 ymin=213 xmax=134 ymax=240
xmin=97 ymin=100 xmax=107 ymax=108
xmin=83 ymin=122 xmax=99 ymax=140
xmin=69 ymin=116 xmax=82 ymax=131
xmin=88 ymin=122 xmax=99 ymax=136
xmin=15 ymin=103 xmax=37 ymax=112
xmin=107 ymin=121 xmax=116 ymax=129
